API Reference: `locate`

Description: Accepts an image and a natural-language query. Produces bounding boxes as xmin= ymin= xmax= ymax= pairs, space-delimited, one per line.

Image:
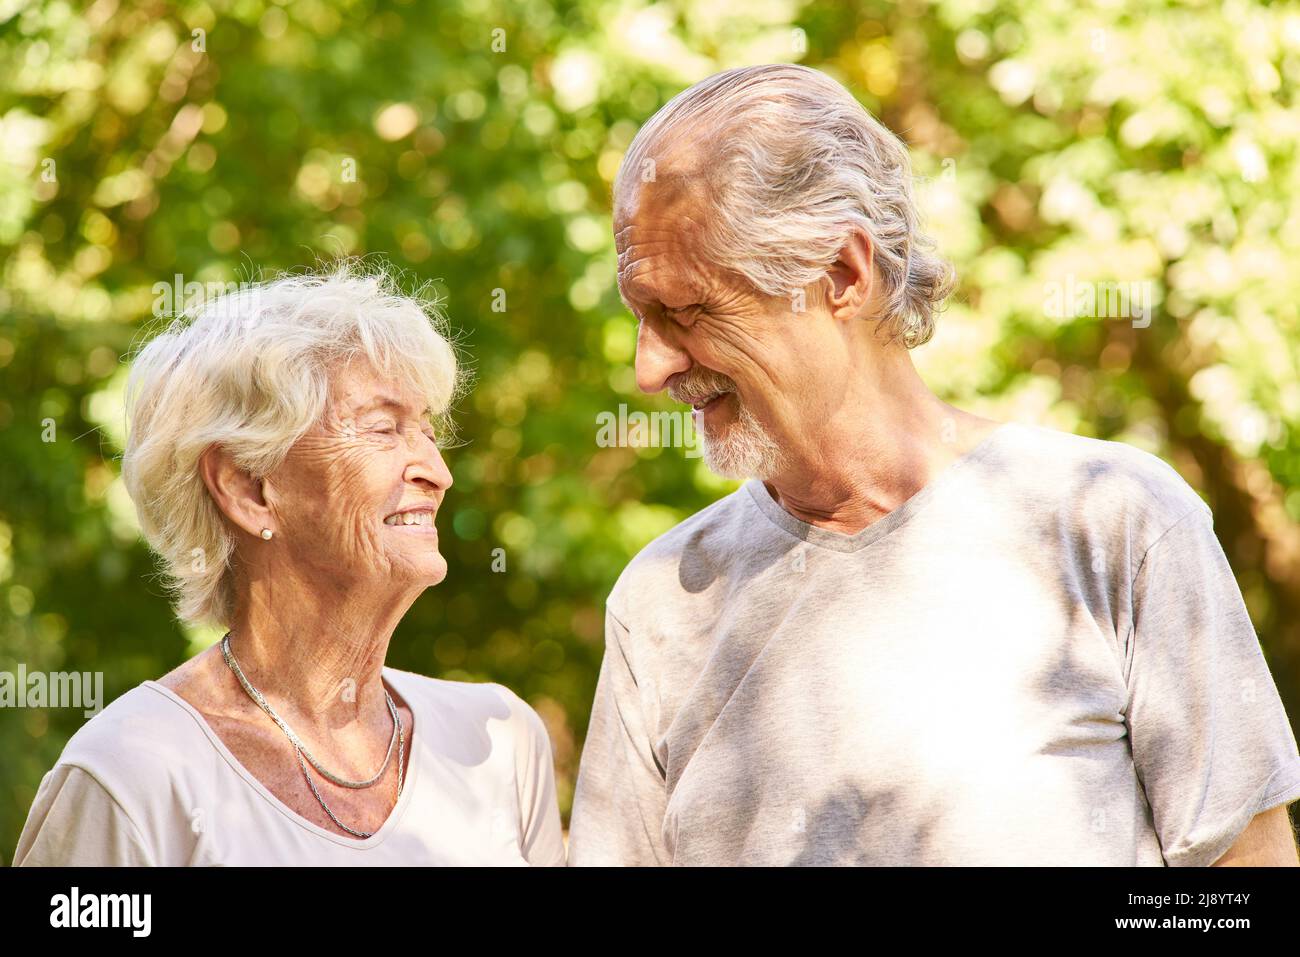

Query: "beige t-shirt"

xmin=15 ymin=668 xmax=566 ymax=866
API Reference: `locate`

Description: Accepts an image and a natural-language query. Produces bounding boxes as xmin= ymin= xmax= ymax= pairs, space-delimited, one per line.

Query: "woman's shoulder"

xmin=60 ymin=682 xmax=197 ymax=756
xmin=18 ymin=682 xmax=213 ymax=867
xmin=383 ymin=668 xmax=547 ymax=741
xmin=53 ymin=681 xmax=211 ymax=786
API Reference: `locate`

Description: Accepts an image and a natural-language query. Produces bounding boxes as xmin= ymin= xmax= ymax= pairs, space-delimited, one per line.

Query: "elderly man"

xmin=566 ymin=63 xmax=1300 ymax=866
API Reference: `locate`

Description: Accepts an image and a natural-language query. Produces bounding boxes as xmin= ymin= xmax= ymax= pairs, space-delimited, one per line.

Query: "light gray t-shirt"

xmin=566 ymin=421 xmax=1300 ymax=866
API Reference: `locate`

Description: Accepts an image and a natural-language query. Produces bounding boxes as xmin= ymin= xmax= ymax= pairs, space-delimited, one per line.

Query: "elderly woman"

xmin=15 ymin=264 xmax=566 ymax=866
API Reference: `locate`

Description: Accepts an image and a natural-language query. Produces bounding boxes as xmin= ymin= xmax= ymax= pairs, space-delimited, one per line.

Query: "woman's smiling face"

xmin=263 ymin=357 xmax=454 ymax=591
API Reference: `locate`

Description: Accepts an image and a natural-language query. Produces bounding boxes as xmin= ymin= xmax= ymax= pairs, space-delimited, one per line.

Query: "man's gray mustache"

xmin=668 ymin=373 xmax=738 ymax=405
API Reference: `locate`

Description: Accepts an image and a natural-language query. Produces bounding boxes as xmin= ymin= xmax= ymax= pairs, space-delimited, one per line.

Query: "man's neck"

xmin=762 ymin=376 xmax=998 ymax=536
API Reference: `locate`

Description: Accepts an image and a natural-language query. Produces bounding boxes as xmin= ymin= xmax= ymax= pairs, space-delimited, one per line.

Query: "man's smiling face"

xmin=613 ymin=164 xmax=836 ymax=480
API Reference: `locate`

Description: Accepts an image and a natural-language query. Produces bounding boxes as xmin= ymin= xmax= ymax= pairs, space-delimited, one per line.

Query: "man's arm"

xmin=1212 ymin=805 xmax=1299 ymax=866
xmin=566 ymin=605 xmax=670 ymax=866
xmin=1126 ymin=503 xmax=1300 ymax=866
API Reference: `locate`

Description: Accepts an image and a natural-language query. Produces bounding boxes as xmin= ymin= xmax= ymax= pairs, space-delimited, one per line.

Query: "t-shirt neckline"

xmin=142 ymin=667 xmax=420 ymax=850
xmin=743 ymin=421 xmax=1020 ymax=553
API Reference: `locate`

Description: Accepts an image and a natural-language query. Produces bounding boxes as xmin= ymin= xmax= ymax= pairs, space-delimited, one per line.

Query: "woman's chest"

xmin=174 ymin=745 xmax=527 ymax=865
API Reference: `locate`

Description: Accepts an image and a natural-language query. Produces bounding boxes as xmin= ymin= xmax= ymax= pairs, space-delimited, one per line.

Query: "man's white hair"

xmin=121 ymin=261 xmax=464 ymax=628
xmin=617 ymin=63 xmax=954 ymax=348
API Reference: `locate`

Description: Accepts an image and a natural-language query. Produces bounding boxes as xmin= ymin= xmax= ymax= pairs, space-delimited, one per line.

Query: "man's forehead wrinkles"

xmin=618 ymin=262 xmax=664 ymax=303
xmin=620 ymin=276 xmax=652 ymax=304
xmin=617 ymin=240 xmax=680 ymax=274
xmin=617 ymin=224 xmax=697 ymax=261
xmin=615 ymin=224 xmax=687 ymax=257
xmin=620 ymin=263 xmax=702 ymax=308
xmin=614 ymin=213 xmax=710 ymax=308
xmin=616 ymin=236 xmax=676 ymax=276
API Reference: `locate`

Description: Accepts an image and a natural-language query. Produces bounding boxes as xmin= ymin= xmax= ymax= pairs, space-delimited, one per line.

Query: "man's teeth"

xmin=384 ymin=511 xmax=434 ymax=526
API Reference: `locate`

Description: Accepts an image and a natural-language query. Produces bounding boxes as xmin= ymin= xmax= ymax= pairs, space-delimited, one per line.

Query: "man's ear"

xmin=198 ymin=444 xmax=274 ymax=540
xmin=823 ymin=227 xmax=876 ymax=322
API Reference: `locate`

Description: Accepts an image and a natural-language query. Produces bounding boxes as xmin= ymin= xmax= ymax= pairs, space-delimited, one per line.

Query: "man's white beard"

xmin=699 ymin=397 xmax=785 ymax=480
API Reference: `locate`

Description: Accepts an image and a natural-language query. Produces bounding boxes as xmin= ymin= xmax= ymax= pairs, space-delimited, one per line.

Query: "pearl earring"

xmin=260 ymin=528 xmax=274 ymax=540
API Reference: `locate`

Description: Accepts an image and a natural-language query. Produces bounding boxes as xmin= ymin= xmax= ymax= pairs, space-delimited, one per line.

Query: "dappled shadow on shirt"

xmin=653 ymin=429 xmax=1225 ymax=864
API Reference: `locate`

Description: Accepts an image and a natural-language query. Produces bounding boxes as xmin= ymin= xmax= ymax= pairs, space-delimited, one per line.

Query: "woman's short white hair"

xmin=616 ymin=63 xmax=954 ymax=348
xmin=121 ymin=260 xmax=464 ymax=628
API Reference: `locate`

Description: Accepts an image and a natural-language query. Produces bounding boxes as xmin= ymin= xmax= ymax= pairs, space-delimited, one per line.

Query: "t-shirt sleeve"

xmin=13 ymin=763 xmax=155 ymax=867
xmin=566 ymin=606 xmax=670 ymax=866
xmin=1126 ymin=504 xmax=1300 ymax=867
xmin=507 ymin=691 xmax=567 ymax=867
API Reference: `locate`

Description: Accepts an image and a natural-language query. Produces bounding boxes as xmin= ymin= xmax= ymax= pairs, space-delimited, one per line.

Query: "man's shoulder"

xmin=607 ymin=484 xmax=756 ymax=617
xmin=998 ymin=422 xmax=1210 ymax=536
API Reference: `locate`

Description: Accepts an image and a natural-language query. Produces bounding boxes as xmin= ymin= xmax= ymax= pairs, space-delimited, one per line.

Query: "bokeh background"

xmin=3 ymin=0 xmax=1300 ymax=862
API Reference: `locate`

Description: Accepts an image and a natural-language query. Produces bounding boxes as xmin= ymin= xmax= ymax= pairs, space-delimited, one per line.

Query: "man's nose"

xmin=634 ymin=316 xmax=691 ymax=394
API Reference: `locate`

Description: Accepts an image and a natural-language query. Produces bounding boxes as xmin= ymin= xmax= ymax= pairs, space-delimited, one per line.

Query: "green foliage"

xmin=2 ymin=0 xmax=1299 ymax=860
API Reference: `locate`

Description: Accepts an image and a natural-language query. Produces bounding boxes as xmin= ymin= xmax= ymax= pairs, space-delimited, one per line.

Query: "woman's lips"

xmin=383 ymin=508 xmax=439 ymax=532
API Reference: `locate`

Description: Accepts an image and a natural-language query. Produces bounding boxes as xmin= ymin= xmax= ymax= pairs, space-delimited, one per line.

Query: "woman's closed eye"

xmin=364 ymin=418 xmax=439 ymax=445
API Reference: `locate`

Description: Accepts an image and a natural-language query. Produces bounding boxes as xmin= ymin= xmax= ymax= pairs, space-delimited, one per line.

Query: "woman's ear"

xmin=824 ymin=227 xmax=876 ymax=323
xmin=198 ymin=445 xmax=273 ymax=540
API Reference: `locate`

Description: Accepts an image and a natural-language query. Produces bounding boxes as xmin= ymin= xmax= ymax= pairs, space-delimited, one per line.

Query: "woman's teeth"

xmin=384 ymin=511 xmax=434 ymax=526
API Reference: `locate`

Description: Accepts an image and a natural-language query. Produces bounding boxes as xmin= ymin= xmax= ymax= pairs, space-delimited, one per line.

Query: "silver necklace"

xmin=221 ymin=632 xmax=405 ymax=838
xmin=221 ymin=633 xmax=400 ymax=787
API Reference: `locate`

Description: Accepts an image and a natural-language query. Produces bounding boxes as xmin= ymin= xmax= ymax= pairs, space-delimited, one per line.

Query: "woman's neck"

xmin=224 ymin=576 xmax=418 ymax=733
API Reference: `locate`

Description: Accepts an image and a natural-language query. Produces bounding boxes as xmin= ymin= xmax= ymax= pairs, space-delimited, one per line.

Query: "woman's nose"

xmin=406 ymin=437 xmax=453 ymax=491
